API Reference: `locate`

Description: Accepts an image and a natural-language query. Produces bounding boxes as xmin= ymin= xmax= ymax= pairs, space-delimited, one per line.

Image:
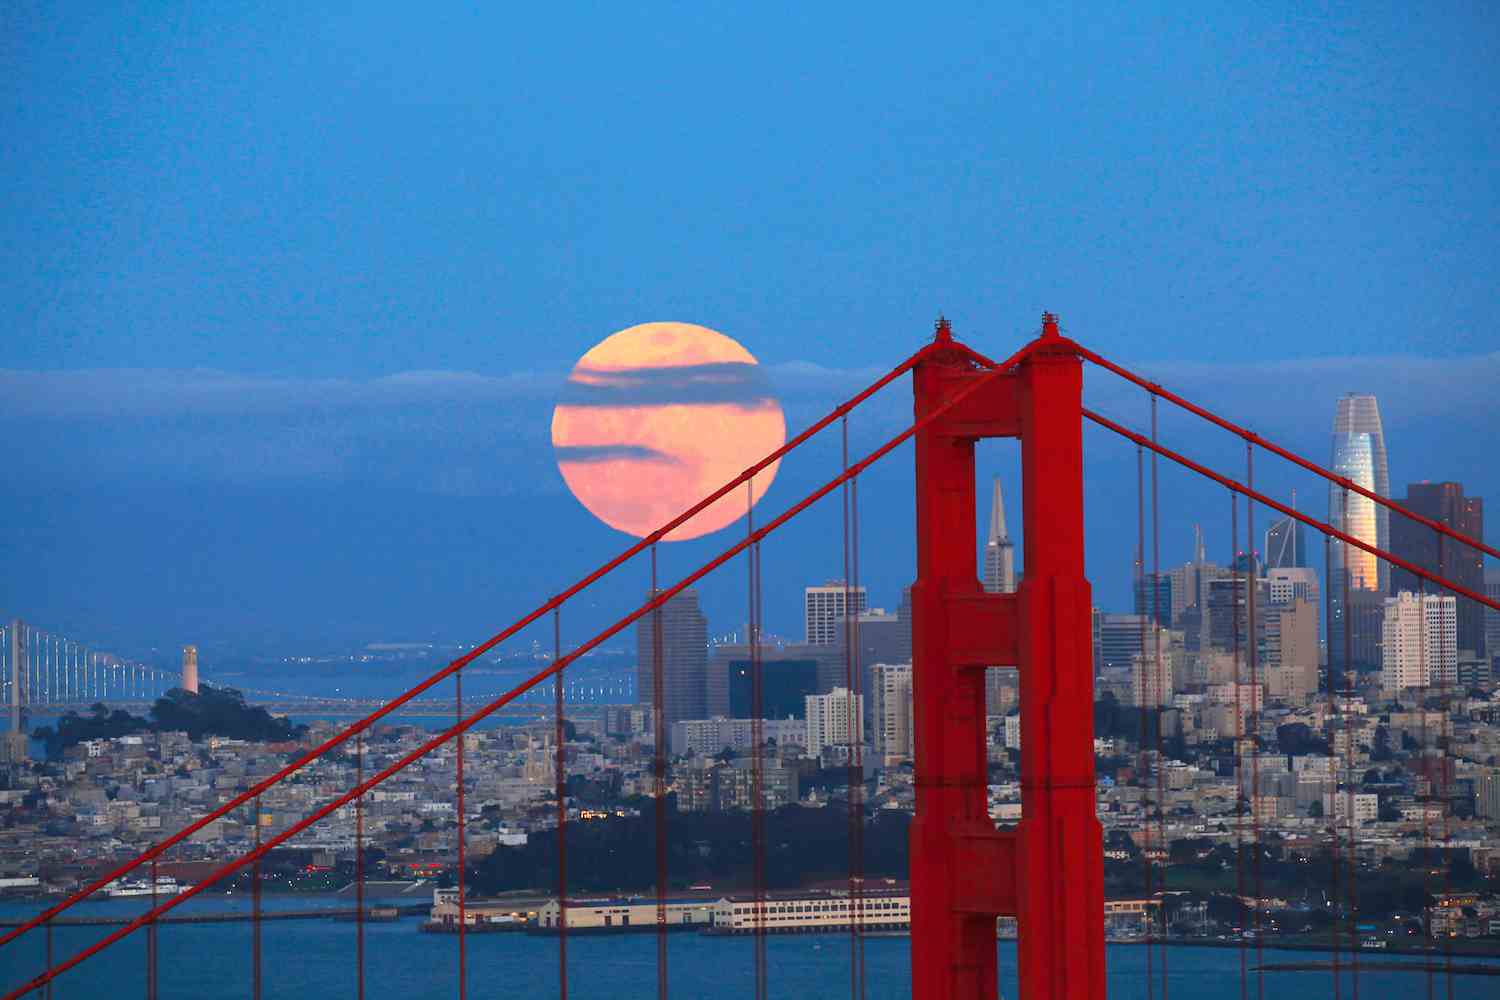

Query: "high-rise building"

xmin=805 ymin=687 xmax=863 ymax=757
xmin=181 ymin=645 xmax=199 ymax=695
xmin=1486 ymin=569 xmax=1500 ymax=663
xmin=1328 ymin=394 xmax=1390 ymax=668
xmin=869 ymin=662 xmax=914 ymax=765
xmin=1390 ymin=482 xmax=1485 ymax=657
xmin=636 ymin=588 xmax=709 ymax=750
xmin=1096 ymin=613 xmax=1152 ymax=673
xmin=1381 ymin=592 xmax=1457 ymax=694
xmin=1133 ymin=572 xmax=1173 ymax=628
xmin=983 ymin=477 xmax=1016 ymax=596
xmin=804 ymin=582 xmax=867 ymax=646
xmin=1205 ymin=575 xmax=1269 ymax=653
xmin=1130 ymin=628 xmax=1177 ymax=707
xmin=1264 ymin=514 xmax=1309 ymax=570
xmin=1262 ymin=599 xmax=1319 ymax=702
xmin=1166 ymin=525 xmax=1225 ymax=650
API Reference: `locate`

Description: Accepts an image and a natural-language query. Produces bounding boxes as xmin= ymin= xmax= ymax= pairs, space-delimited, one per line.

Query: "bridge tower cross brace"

xmin=909 ymin=314 xmax=1106 ymax=999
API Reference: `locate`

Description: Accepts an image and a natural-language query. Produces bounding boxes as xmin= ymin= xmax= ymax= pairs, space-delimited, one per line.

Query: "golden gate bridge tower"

xmin=4 ymin=313 xmax=1498 ymax=1000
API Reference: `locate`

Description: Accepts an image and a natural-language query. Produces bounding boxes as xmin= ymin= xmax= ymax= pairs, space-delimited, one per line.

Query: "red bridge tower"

xmin=909 ymin=314 xmax=1106 ymax=999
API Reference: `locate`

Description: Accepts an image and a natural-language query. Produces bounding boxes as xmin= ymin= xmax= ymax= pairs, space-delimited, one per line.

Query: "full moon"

xmin=551 ymin=322 xmax=786 ymax=541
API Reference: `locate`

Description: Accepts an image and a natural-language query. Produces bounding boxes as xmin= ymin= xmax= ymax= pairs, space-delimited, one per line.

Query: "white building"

xmin=669 ymin=717 xmax=807 ymax=756
xmin=868 ymin=663 xmax=913 ymax=765
xmin=804 ymin=583 xmax=868 ymax=646
xmin=805 ymin=687 xmax=863 ymax=756
xmin=1382 ymin=592 xmax=1457 ymax=693
xmin=1267 ymin=567 xmax=1320 ymax=614
xmin=1130 ymin=628 xmax=1176 ymax=708
xmin=1322 ymin=791 xmax=1379 ymax=827
xmin=983 ymin=477 xmax=1016 ymax=595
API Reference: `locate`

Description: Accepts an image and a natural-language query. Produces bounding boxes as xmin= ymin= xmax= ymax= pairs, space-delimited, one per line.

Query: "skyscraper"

xmin=983 ymin=477 xmax=1016 ymax=595
xmin=1390 ymin=482 xmax=1484 ymax=657
xmin=804 ymin=582 xmax=867 ymax=645
xmin=1328 ymin=393 xmax=1391 ymax=669
xmin=1264 ymin=515 xmax=1309 ymax=570
xmin=1381 ymin=592 xmax=1457 ymax=694
xmin=637 ymin=588 xmax=709 ymax=750
xmin=1486 ymin=569 xmax=1500 ymax=663
xmin=805 ymin=687 xmax=863 ymax=757
xmin=869 ymin=662 xmax=914 ymax=765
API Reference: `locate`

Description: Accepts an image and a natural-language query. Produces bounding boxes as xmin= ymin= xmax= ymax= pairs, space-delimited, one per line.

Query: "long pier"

xmin=0 ymin=904 xmax=427 ymax=928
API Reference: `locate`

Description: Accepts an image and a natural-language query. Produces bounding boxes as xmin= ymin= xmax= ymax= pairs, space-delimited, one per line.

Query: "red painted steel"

xmin=1081 ymin=410 xmax=1500 ymax=616
xmin=456 ymin=668 xmax=468 ymax=999
xmin=1076 ymin=347 xmax=1500 ymax=564
xmin=554 ymin=608 xmax=569 ymax=998
xmin=0 ymin=341 xmax=940 ymax=956
xmin=8 ymin=340 xmax=1033 ymax=1000
xmin=909 ymin=315 xmax=1105 ymax=1000
xmin=651 ymin=543 xmax=669 ymax=1000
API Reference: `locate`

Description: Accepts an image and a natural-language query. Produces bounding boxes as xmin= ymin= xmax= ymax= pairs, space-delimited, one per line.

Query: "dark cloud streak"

xmin=558 ymin=362 xmax=776 ymax=409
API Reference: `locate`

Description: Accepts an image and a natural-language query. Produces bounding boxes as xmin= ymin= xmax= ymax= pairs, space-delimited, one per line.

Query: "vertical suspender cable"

xmin=648 ymin=542 xmax=666 ymax=1000
xmin=747 ymin=481 xmax=768 ymax=1000
xmin=43 ymin=917 xmax=51 ymax=1000
xmin=1151 ymin=395 xmax=1169 ymax=997
xmin=1417 ymin=571 xmax=1433 ymax=1000
xmin=840 ymin=415 xmax=864 ymax=1000
xmin=554 ymin=607 xmax=569 ymax=999
xmin=253 ymin=795 xmax=262 ymax=1000
xmin=456 ymin=662 xmax=468 ymax=999
xmin=1340 ymin=503 xmax=1359 ymax=999
xmin=1325 ymin=531 xmax=1342 ymax=1000
xmin=148 ymin=856 xmax=158 ymax=1000
xmin=1246 ymin=444 xmax=1263 ymax=999
xmin=1436 ymin=530 xmax=1454 ymax=1000
xmin=1231 ymin=492 xmax=1247 ymax=1000
xmin=356 ymin=729 xmax=365 ymax=1000
xmin=1135 ymin=443 xmax=1155 ymax=999
xmin=850 ymin=474 xmax=866 ymax=999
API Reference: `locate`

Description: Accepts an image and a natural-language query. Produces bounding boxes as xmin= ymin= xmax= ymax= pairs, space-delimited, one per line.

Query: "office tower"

xmin=708 ymin=640 xmax=848 ymax=717
xmin=983 ymin=477 xmax=1016 ymax=595
xmin=805 ymin=687 xmax=863 ymax=757
xmin=1262 ymin=599 xmax=1319 ymax=702
xmin=636 ymin=588 xmax=709 ymax=750
xmin=181 ymin=645 xmax=199 ymax=695
xmin=1133 ymin=572 xmax=1173 ymax=628
xmin=1205 ymin=575 xmax=1269 ymax=653
xmin=1264 ymin=515 xmax=1309 ymax=570
xmin=804 ymin=582 xmax=867 ymax=645
xmin=1168 ymin=525 xmax=1225 ymax=649
xmin=1390 ymin=482 xmax=1485 ymax=657
xmin=1328 ymin=394 xmax=1391 ymax=668
xmin=724 ymin=654 xmax=820 ymax=719
xmin=1267 ymin=567 xmax=1321 ymax=640
xmin=1096 ymin=613 xmax=1152 ymax=673
xmin=1130 ymin=627 xmax=1176 ymax=707
xmin=896 ymin=586 xmax=913 ymax=665
xmin=1381 ymin=592 xmax=1457 ymax=694
xmin=869 ymin=663 xmax=914 ymax=765
xmin=827 ymin=607 xmax=905 ymax=700
xmin=1486 ymin=569 xmax=1500 ymax=663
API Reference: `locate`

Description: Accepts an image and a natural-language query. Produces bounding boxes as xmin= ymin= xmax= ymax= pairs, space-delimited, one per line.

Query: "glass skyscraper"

xmin=1328 ymin=393 xmax=1390 ymax=668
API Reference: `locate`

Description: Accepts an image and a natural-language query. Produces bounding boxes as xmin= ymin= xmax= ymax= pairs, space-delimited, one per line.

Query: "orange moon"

xmin=551 ymin=322 xmax=786 ymax=541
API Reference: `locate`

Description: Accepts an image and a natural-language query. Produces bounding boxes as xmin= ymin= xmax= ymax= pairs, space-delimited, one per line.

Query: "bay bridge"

xmin=1 ymin=620 xmax=630 ymax=733
xmin=3 ymin=315 xmax=1496 ymax=1000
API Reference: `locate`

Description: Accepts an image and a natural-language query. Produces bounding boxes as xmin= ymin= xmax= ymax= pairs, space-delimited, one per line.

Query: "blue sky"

xmin=2 ymin=3 xmax=1497 ymax=657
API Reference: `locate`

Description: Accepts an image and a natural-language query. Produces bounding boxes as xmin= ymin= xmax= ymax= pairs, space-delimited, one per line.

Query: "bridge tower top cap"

xmin=934 ymin=314 xmax=952 ymax=342
xmin=1041 ymin=312 xmax=1060 ymax=338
